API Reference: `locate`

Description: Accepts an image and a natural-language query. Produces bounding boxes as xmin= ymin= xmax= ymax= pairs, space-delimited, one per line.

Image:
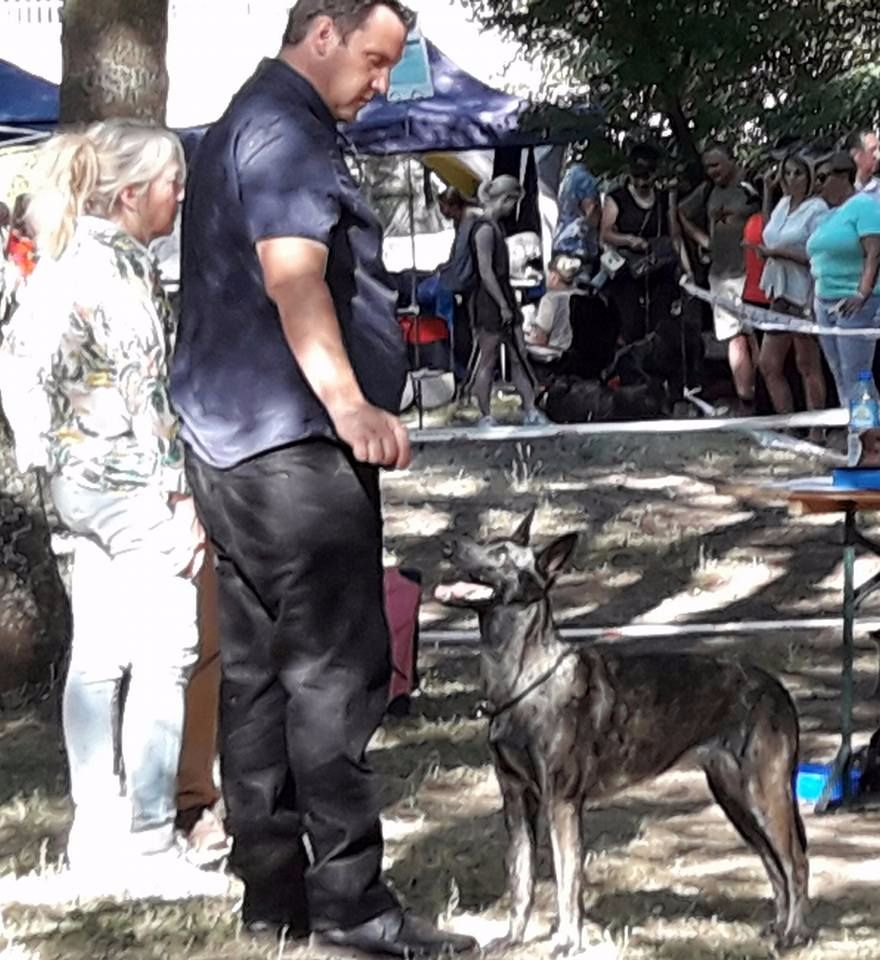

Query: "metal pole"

xmin=841 ymin=507 xmax=856 ymax=797
xmin=406 ymin=156 xmax=424 ymax=430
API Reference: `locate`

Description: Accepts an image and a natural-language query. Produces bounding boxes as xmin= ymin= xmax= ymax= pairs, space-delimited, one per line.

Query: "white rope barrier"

xmin=422 ymin=617 xmax=880 ymax=648
xmin=684 ymin=390 xmax=846 ymax=464
xmin=682 ymin=279 xmax=880 ymax=338
xmin=409 ymin=406 xmax=847 ymax=444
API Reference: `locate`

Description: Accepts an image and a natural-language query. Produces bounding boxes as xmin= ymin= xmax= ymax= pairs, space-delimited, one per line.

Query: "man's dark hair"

xmin=283 ymin=0 xmax=415 ymax=46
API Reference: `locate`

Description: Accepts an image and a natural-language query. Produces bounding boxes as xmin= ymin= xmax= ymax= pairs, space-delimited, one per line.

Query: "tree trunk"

xmin=660 ymin=89 xmax=700 ymax=169
xmin=60 ymin=0 xmax=170 ymax=124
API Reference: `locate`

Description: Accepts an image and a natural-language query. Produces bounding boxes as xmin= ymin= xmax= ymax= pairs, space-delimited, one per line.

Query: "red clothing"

xmin=5 ymin=232 xmax=37 ymax=279
xmin=741 ymin=213 xmax=769 ymax=306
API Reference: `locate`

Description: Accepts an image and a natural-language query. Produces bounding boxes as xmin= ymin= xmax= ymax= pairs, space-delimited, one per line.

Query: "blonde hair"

xmin=28 ymin=118 xmax=185 ymax=259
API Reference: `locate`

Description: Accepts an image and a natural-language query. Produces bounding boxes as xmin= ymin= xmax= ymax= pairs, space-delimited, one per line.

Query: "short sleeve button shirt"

xmin=171 ymin=58 xmax=407 ymax=468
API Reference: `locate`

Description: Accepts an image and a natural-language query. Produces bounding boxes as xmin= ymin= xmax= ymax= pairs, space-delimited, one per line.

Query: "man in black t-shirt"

xmin=172 ymin=2 xmax=476 ymax=956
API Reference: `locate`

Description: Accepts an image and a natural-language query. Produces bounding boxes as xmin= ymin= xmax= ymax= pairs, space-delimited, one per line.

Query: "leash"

xmin=483 ymin=648 xmax=580 ymax=720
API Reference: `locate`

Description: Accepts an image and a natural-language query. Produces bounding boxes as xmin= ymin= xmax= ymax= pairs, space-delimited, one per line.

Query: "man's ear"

xmin=511 ymin=507 xmax=536 ymax=546
xmin=536 ymin=533 xmax=578 ymax=582
xmin=310 ymin=15 xmax=339 ymax=56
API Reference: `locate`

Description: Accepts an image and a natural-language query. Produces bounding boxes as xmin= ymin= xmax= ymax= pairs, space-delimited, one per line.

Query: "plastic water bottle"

xmin=847 ymin=370 xmax=880 ymax=466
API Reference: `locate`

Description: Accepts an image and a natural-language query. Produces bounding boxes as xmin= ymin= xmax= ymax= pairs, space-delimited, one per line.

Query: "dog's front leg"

xmin=548 ymin=794 xmax=583 ymax=956
xmin=487 ymin=770 xmax=537 ymax=950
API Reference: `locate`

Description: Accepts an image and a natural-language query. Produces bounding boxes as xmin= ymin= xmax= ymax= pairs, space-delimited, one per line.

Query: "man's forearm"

xmin=679 ymin=213 xmax=709 ymax=251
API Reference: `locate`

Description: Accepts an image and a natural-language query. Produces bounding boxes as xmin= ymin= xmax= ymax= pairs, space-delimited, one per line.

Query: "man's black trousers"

xmin=186 ymin=440 xmax=398 ymax=931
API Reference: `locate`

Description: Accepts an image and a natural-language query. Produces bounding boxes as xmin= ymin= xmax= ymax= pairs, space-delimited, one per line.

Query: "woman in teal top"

xmin=807 ymin=151 xmax=880 ymax=404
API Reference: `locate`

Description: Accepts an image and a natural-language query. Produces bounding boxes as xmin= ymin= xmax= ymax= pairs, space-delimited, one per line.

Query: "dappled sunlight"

xmin=637 ymin=556 xmax=783 ymax=623
xmin=383 ymin=503 xmax=453 ymax=540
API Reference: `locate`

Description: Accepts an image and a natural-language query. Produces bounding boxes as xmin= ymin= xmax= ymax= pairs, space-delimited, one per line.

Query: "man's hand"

xmin=331 ymin=402 xmax=411 ymax=469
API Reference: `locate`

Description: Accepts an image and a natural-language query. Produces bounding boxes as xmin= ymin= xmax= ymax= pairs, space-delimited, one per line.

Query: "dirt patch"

xmin=2 ymin=432 xmax=880 ymax=958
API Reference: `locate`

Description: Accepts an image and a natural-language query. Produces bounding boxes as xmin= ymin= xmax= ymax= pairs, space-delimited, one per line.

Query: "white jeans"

xmin=51 ymin=478 xmax=199 ymax=867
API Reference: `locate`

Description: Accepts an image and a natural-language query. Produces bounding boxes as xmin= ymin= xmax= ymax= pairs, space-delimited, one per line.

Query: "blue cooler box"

xmin=832 ymin=468 xmax=880 ymax=491
xmin=795 ymin=762 xmax=861 ymax=803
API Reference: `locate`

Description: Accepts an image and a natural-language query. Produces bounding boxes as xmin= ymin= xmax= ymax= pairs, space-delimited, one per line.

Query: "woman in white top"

xmin=753 ymin=153 xmax=829 ymax=419
xmin=0 ymin=121 xmax=219 ymax=899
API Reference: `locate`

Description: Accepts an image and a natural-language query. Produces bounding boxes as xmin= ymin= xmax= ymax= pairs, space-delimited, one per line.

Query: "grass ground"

xmin=3 ymin=430 xmax=880 ymax=959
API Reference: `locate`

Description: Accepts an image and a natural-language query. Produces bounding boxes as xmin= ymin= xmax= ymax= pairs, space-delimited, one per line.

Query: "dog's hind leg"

xmin=741 ymin=717 xmax=811 ymax=949
xmin=704 ymin=739 xmax=811 ymax=950
xmin=547 ymin=794 xmax=583 ymax=956
xmin=702 ymin=751 xmax=790 ymax=936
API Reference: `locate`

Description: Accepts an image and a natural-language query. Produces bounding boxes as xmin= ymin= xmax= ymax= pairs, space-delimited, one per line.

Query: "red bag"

xmin=383 ymin=567 xmax=421 ymax=713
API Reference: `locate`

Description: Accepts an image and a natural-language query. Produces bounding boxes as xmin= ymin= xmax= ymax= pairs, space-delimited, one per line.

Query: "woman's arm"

xmin=839 ymin=235 xmax=880 ymax=316
xmin=858 ymin=236 xmax=880 ymax=299
xmin=762 ymin=245 xmax=810 ymax=266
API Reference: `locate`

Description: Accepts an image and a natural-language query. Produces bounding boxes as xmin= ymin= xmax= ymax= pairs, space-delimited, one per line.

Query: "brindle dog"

xmin=435 ymin=512 xmax=810 ymax=955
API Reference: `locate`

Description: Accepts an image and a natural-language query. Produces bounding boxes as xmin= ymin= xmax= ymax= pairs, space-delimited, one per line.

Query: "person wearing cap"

xmin=807 ymin=151 xmax=880 ymax=404
xmin=601 ymin=144 xmax=682 ymax=345
xmin=524 ymin=254 xmax=579 ymax=361
xmin=469 ymin=175 xmax=548 ymax=427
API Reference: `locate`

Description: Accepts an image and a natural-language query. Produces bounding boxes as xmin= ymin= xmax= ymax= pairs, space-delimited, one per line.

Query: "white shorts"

xmin=709 ymin=275 xmax=747 ymax=341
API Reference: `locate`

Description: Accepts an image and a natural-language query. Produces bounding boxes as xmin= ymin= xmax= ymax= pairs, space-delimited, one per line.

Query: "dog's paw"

xmin=775 ymin=924 xmax=814 ymax=952
xmin=550 ymin=933 xmax=581 ymax=957
xmin=760 ymin=920 xmax=785 ymax=940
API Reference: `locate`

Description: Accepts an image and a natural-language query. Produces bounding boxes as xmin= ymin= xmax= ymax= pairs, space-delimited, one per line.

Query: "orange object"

xmin=741 ymin=213 xmax=769 ymax=306
xmin=6 ymin=231 xmax=37 ymax=278
xmin=398 ymin=314 xmax=449 ymax=344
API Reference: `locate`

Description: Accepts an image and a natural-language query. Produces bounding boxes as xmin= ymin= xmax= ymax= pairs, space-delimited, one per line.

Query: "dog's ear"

xmin=536 ymin=533 xmax=578 ymax=582
xmin=510 ymin=507 xmax=536 ymax=546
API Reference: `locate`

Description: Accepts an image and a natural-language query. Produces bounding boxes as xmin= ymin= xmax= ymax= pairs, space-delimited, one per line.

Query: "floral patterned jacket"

xmin=0 ymin=216 xmax=185 ymax=494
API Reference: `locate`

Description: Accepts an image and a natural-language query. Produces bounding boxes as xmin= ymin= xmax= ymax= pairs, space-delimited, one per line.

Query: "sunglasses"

xmin=816 ymin=169 xmax=849 ymax=184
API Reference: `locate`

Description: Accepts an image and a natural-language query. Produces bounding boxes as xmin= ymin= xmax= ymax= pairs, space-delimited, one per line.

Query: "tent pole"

xmin=406 ymin=155 xmax=424 ymax=429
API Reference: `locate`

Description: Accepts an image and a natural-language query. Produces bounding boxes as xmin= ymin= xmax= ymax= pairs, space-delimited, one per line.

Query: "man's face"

xmin=323 ymin=6 xmax=407 ymax=122
xmin=703 ymin=149 xmax=735 ymax=186
xmin=852 ymin=132 xmax=880 ymax=181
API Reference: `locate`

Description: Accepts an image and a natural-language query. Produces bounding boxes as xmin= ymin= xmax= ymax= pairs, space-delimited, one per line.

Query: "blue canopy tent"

xmin=343 ymin=39 xmax=596 ymax=155
xmin=0 ymin=59 xmax=58 ymax=142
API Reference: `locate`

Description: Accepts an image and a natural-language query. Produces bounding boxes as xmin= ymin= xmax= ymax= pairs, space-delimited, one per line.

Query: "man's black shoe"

xmin=315 ymin=908 xmax=477 ymax=957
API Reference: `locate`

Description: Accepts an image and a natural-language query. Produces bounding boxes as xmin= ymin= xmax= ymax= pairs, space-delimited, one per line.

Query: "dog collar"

xmin=484 ymin=648 xmax=579 ymax=720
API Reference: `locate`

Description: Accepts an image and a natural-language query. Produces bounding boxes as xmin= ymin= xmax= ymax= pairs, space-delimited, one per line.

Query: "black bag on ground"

xmin=543 ymin=375 xmax=666 ymax=423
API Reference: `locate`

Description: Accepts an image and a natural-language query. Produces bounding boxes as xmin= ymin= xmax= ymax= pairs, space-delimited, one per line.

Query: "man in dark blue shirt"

xmin=172 ymin=2 xmax=475 ymax=956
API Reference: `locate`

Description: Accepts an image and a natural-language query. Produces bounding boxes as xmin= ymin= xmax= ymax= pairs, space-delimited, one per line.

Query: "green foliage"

xmin=466 ymin=0 xmax=880 ymax=170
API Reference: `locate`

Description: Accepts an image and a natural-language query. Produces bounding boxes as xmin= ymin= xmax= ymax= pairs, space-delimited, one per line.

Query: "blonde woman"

xmin=0 ymin=120 xmax=221 ymax=897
